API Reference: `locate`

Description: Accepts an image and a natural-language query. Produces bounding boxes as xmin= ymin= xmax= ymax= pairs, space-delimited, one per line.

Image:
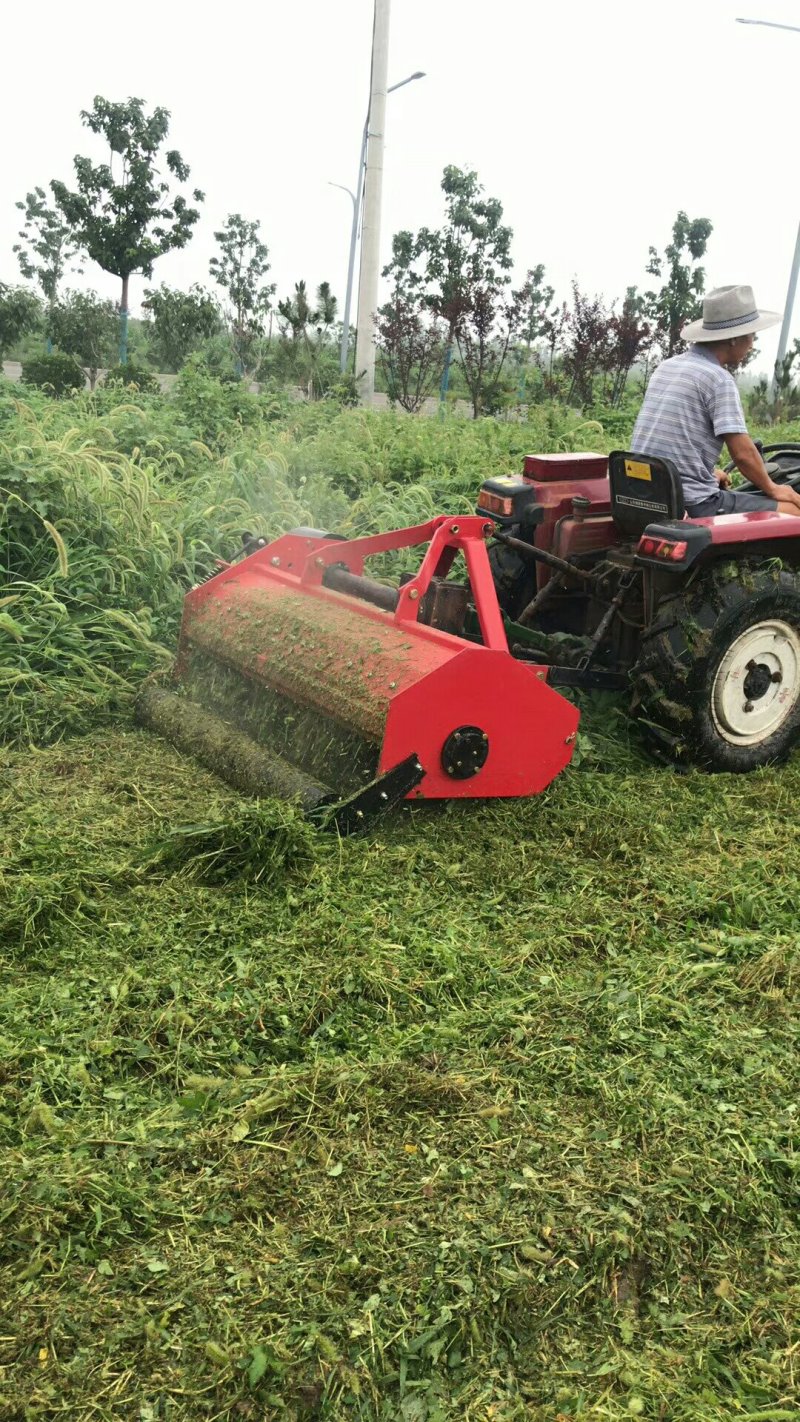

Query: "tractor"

xmin=137 ymin=442 xmax=800 ymax=830
xmin=478 ymin=443 xmax=800 ymax=772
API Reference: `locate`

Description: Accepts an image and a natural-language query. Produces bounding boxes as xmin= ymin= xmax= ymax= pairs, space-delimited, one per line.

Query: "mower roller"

xmin=136 ymin=515 xmax=580 ymax=832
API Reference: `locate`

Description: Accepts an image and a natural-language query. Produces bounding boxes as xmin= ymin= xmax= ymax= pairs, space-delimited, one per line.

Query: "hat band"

xmin=703 ymin=309 xmax=758 ymax=331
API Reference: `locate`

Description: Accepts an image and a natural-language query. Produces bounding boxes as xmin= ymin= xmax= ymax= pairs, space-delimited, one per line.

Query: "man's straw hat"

xmin=682 ymin=284 xmax=781 ymax=343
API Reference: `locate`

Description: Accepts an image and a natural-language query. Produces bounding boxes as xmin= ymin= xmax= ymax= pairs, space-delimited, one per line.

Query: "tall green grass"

xmin=0 ymin=374 xmax=618 ymax=748
xmin=4 ymin=368 xmax=798 ymax=749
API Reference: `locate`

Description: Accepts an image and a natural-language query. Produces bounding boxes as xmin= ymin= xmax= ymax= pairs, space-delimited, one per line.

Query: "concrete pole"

xmin=355 ymin=0 xmax=391 ymax=405
xmin=773 ymin=217 xmax=800 ymax=397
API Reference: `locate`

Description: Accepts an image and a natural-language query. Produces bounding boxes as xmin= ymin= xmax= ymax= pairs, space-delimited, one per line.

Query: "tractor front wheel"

xmin=631 ymin=561 xmax=800 ymax=771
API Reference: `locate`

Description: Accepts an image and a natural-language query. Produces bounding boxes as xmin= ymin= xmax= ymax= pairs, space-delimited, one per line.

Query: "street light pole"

xmin=331 ymin=69 xmax=424 ymax=377
xmin=736 ymin=16 xmax=800 ymax=394
xmin=354 ymin=0 xmax=391 ymax=404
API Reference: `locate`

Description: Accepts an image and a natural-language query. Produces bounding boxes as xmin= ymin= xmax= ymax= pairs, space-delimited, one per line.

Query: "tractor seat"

xmin=608 ymin=450 xmax=685 ymax=538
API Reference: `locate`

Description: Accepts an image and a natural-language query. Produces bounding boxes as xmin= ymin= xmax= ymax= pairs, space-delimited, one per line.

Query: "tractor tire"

xmin=631 ymin=560 xmax=800 ymax=772
xmin=487 ymin=538 xmax=536 ymax=619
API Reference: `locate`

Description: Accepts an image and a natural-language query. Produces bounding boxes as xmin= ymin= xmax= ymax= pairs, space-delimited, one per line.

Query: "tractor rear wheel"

xmin=631 ymin=561 xmax=800 ymax=771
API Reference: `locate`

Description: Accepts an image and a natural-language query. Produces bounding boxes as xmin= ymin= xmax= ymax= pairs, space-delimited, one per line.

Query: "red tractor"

xmin=138 ymin=442 xmax=800 ymax=832
xmin=479 ymin=444 xmax=800 ymax=771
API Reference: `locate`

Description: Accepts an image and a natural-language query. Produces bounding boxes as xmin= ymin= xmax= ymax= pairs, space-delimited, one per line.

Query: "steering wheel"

xmin=725 ymin=441 xmax=800 ymax=494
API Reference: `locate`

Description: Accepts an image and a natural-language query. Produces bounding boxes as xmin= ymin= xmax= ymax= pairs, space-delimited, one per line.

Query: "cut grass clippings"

xmin=0 ymin=725 xmax=798 ymax=1420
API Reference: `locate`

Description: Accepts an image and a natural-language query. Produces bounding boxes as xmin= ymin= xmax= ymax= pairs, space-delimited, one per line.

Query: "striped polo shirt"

xmin=631 ymin=345 xmax=748 ymax=505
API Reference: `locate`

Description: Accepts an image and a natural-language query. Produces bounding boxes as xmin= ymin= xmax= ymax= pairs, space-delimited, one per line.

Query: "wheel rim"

xmin=711 ymin=619 xmax=800 ymax=746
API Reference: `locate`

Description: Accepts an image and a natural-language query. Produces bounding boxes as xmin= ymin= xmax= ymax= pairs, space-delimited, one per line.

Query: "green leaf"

xmin=246 ymin=1344 xmax=286 ymax=1387
xmin=96 ymin=1259 xmax=114 ymax=1277
xmin=204 ymin=1341 xmax=228 ymax=1366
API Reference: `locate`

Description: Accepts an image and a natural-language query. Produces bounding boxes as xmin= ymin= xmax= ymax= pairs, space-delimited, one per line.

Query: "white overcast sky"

xmin=3 ymin=0 xmax=800 ymax=373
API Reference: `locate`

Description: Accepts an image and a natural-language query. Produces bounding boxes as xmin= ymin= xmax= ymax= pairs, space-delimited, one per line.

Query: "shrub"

xmin=21 ymin=353 xmax=85 ymax=397
xmin=102 ymin=362 xmax=160 ymax=394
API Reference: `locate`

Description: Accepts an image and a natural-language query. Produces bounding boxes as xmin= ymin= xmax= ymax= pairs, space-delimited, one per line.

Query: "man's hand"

xmin=715 ymin=468 xmax=732 ymax=489
xmin=772 ymin=484 xmax=800 ymax=515
xmin=725 ymin=431 xmax=800 ymax=514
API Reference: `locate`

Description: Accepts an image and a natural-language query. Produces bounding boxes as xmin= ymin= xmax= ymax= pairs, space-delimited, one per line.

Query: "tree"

xmin=51 ymin=96 xmax=204 ymax=365
xmin=14 ymin=187 xmax=81 ymax=348
xmin=606 ymin=287 xmax=652 ymax=406
xmin=141 ymin=284 xmax=221 ymax=372
xmin=376 ymin=231 xmax=445 ymax=412
xmin=540 ymin=300 xmax=569 ymax=393
xmin=561 ymin=283 xmax=614 ymax=407
xmin=49 ymin=289 xmax=118 ymax=389
xmin=423 ymin=166 xmax=516 ymax=411
xmin=209 ymin=214 xmax=275 ymax=378
xmin=646 ymin=211 xmax=713 ymax=359
xmin=457 ymin=282 xmax=527 ymax=417
xmin=274 ymin=280 xmax=339 ymax=398
xmin=0 ymin=284 xmax=41 ymax=362
xmin=518 ymin=265 xmax=555 ymax=353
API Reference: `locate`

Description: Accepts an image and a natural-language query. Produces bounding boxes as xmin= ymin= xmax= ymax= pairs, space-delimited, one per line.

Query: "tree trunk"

xmin=439 ymin=342 xmax=454 ymax=411
xmin=119 ymin=274 xmax=130 ymax=366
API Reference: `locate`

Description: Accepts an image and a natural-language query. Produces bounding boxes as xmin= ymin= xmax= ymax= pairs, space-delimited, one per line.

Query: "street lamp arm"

xmin=736 ymin=17 xmax=800 ymax=32
xmin=387 ymin=70 xmax=426 ymax=93
xmin=328 ymin=181 xmax=357 ymax=213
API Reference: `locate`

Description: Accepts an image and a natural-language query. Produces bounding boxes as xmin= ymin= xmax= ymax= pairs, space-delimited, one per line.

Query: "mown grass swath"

xmin=1 ymin=370 xmax=798 ymax=1419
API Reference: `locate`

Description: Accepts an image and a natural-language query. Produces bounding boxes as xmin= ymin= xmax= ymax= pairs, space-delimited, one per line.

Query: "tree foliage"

xmin=646 ymin=210 xmax=713 ymax=359
xmin=376 ymin=231 xmax=445 ymax=412
xmin=562 ymin=284 xmax=614 ymax=407
xmin=142 ymin=284 xmax=221 ymax=372
xmin=607 ymin=287 xmax=652 ymax=406
xmin=49 ymin=289 xmax=118 ymax=389
xmin=21 ymin=351 xmax=86 ymax=397
xmin=14 ymin=187 xmax=81 ymax=323
xmin=209 ymin=214 xmax=275 ymax=378
xmin=0 ymin=284 xmax=41 ymax=361
xmin=51 ymin=96 xmax=204 ymax=361
xmin=424 ymin=166 xmax=519 ymax=415
xmin=274 ymin=280 xmax=338 ymax=398
xmin=518 ymin=265 xmax=555 ymax=351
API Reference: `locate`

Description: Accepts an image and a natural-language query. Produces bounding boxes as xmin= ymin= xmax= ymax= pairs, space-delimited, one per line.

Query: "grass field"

xmin=1 ymin=378 xmax=799 ymax=1419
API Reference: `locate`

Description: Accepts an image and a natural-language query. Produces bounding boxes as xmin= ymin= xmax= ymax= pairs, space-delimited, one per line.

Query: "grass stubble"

xmin=0 ymin=711 xmax=797 ymax=1421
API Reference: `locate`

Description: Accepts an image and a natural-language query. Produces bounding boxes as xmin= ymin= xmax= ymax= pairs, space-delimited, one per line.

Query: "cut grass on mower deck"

xmin=0 ymin=725 xmax=798 ymax=1422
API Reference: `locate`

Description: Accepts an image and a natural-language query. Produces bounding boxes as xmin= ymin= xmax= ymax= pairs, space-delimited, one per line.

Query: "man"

xmin=631 ymin=284 xmax=800 ymax=517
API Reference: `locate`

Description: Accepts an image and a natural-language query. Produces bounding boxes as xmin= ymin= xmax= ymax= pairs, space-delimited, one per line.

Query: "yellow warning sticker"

xmin=625 ymin=459 xmax=652 ymax=482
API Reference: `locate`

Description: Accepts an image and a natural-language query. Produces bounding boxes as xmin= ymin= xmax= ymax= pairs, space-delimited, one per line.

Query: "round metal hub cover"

xmin=711 ymin=619 xmax=800 ymax=745
xmin=441 ymin=725 xmax=490 ymax=779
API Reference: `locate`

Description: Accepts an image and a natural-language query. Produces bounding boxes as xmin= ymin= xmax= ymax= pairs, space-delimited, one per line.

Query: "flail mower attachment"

xmin=136 ymin=515 xmax=580 ymax=832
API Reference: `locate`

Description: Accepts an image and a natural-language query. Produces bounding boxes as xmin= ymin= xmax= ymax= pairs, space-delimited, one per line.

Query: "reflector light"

xmin=638 ymin=536 xmax=688 ymax=561
xmin=478 ymin=491 xmax=514 ymax=516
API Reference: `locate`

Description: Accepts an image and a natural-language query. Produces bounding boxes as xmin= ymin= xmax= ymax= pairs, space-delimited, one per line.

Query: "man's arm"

xmin=725 ymin=432 xmax=800 ymax=513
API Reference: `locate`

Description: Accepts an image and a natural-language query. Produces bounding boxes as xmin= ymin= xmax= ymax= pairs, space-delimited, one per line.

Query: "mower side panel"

xmin=380 ymin=647 xmax=580 ymax=799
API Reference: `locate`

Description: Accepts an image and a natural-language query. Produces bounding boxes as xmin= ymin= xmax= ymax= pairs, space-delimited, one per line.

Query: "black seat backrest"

xmin=608 ymin=450 xmax=685 ymax=536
